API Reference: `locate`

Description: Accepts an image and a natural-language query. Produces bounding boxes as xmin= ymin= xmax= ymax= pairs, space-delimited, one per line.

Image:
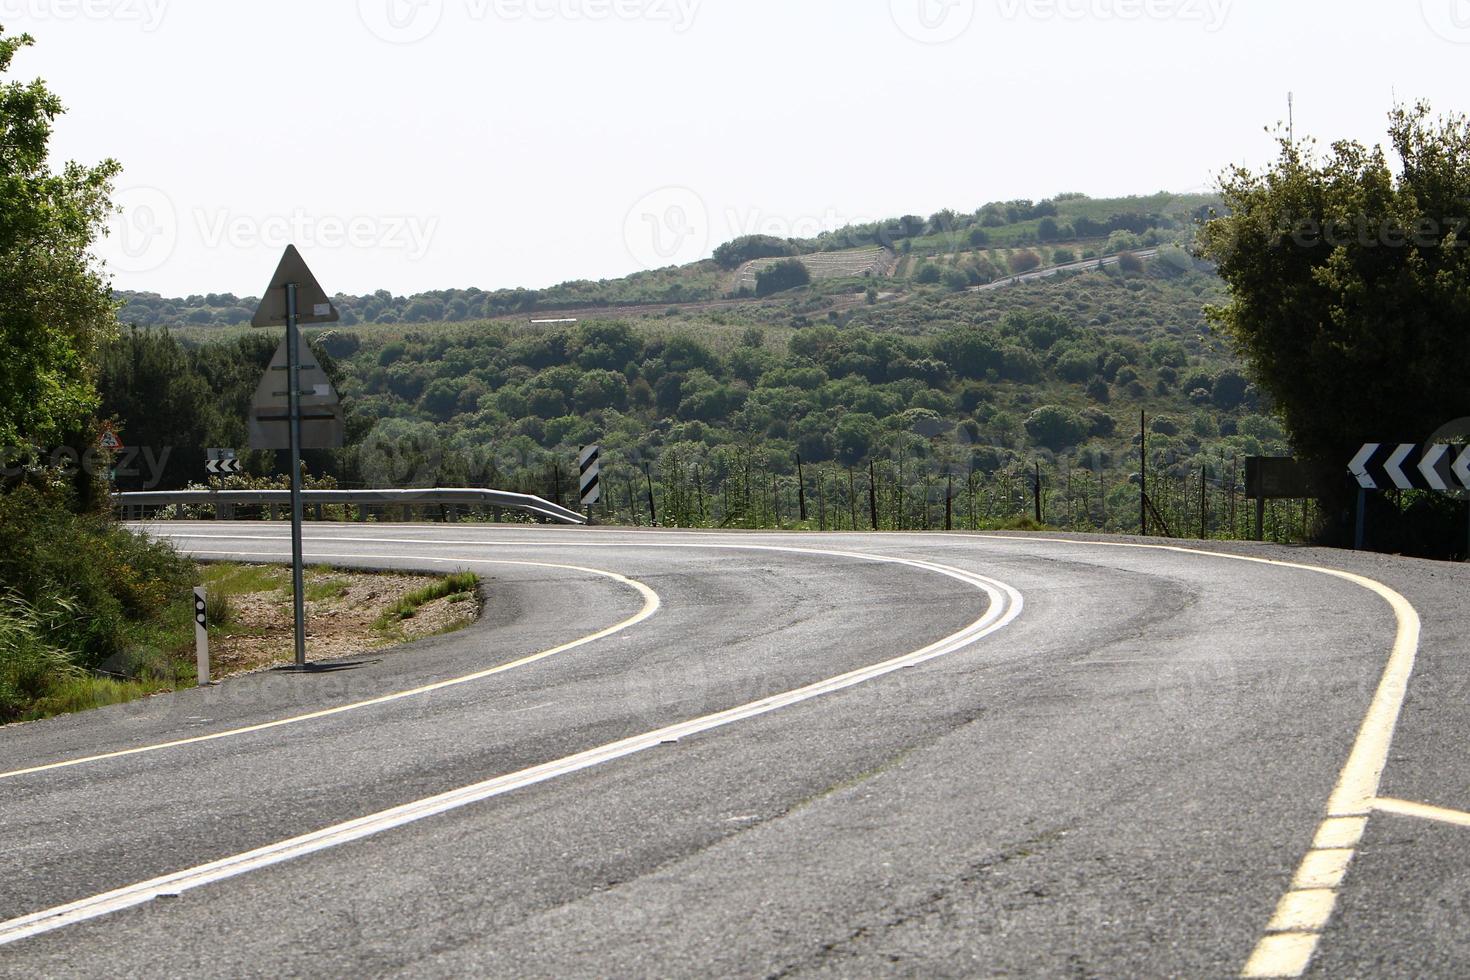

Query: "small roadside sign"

xmin=579 ymin=445 xmax=602 ymax=506
xmin=99 ymin=428 xmax=123 ymax=451
xmin=206 ymin=449 xmax=242 ymax=476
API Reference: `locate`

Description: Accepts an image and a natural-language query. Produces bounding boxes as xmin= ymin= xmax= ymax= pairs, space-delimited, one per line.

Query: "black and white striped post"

xmin=578 ymin=444 xmax=602 ymax=521
xmin=193 ymin=587 xmax=210 ymax=687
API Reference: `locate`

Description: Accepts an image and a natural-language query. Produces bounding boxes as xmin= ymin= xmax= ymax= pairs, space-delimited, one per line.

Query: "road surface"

xmin=1 ymin=524 xmax=1467 ymax=978
xmin=970 ymin=248 xmax=1163 ymax=293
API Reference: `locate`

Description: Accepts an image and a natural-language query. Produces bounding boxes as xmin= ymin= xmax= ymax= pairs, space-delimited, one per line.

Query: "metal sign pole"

xmin=286 ymin=283 xmax=307 ymax=668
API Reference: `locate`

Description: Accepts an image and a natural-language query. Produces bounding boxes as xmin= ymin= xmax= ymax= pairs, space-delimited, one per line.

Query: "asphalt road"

xmin=2 ymin=524 xmax=1468 ymax=978
xmin=970 ymin=249 xmax=1162 ymax=293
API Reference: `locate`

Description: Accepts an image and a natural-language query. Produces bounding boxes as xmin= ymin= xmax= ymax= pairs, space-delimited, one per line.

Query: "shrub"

xmin=1024 ymin=405 xmax=1088 ymax=450
xmin=1008 ymin=250 xmax=1043 ymax=274
xmin=755 ymin=259 xmax=811 ymax=297
xmin=914 ymin=263 xmax=943 ymax=284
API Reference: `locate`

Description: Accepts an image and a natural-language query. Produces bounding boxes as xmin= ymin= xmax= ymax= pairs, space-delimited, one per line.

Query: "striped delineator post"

xmin=193 ymin=587 xmax=209 ymax=687
xmin=578 ymin=445 xmax=602 ymax=515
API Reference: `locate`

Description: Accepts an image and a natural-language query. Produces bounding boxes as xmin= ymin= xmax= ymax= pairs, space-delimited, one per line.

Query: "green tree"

xmin=1023 ymin=405 xmax=1087 ymax=450
xmin=0 ymin=29 xmax=119 ymax=450
xmin=754 ymin=259 xmax=811 ymax=297
xmin=1200 ymin=104 xmax=1470 ymax=523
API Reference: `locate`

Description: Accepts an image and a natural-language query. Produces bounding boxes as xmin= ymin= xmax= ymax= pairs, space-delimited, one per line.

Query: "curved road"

xmin=1 ymin=525 xmax=1468 ymax=978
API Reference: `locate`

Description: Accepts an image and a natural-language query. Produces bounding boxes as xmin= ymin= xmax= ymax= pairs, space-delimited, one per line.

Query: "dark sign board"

xmin=1245 ymin=457 xmax=1316 ymax=500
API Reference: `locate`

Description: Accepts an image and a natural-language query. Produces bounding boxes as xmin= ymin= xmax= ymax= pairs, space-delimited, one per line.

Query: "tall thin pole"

xmin=1033 ymin=461 xmax=1042 ymax=524
xmin=285 ymin=283 xmax=307 ymax=668
xmin=796 ymin=452 xmax=808 ymax=523
xmin=868 ymin=460 xmax=879 ymax=531
xmin=1140 ymin=410 xmax=1148 ymax=536
xmin=644 ymin=465 xmax=657 ymax=526
xmin=1200 ymin=466 xmax=1207 ymax=540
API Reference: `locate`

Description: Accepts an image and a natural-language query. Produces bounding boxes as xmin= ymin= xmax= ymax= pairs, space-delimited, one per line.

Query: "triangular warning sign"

xmin=250 ymin=244 xmax=341 ymax=327
xmin=247 ymin=327 xmax=345 ymax=450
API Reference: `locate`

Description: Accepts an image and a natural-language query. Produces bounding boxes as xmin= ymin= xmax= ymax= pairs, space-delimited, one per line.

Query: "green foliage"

xmin=755 ymin=259 xmax=812 ymax=298
xmin=1008 ymin=250 xmax=1042 ymax=274
xmin=714 ymin=235 xmax=796 ymax=269
xmin=1201 ymin=103 xmax=1470 ymax=523
xmin=1024 ymin=405 xmax=1088 ymax=450
xmin=0 ymin=590 xmax=81 ymax=721
xmin=0 ymin=29 xmax=118 ymax=449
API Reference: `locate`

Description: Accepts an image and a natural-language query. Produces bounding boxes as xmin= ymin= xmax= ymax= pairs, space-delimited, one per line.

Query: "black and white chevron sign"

xmin=206 ymin=449 xmax=242 ymax=477
xmin=1349 ymin=443 xmax=1470 ymax=492
xmin=578 ymin=444 xmax=601 ymax=506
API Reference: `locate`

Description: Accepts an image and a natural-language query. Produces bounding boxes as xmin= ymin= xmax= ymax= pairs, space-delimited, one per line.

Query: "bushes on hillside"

xmin=755 ymin=259 xmax=812 ymax=297
xmin=1008 ymin=250 xmax=1043 ymax=274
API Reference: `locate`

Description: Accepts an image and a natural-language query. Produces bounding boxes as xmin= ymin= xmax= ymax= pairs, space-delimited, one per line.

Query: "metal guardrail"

xmin=113 ymin=488 xmax=588 ymax=526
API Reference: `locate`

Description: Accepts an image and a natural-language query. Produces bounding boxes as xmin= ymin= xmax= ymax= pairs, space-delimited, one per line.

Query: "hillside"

xmin=116 ymin=192 xmax=1216 ymax=328
xmin=99 ymin=188 xmax=1305 ymax=539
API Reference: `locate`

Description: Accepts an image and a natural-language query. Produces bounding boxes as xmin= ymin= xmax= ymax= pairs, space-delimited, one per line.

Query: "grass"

xmin=373 ymin=571 xmax=479 ymax=633
xmin=3 ymin=563 xmax=482 ymax=726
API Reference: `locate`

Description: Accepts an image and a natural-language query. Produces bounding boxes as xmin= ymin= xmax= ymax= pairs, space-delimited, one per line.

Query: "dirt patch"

xmin=209 ymin=567 xmax=480 ymax=677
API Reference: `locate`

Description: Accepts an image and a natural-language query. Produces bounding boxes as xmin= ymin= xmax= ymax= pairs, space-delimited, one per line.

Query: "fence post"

xmin=1033 ymin=462 xmax=1043 ymax=524
xmin=1355 ymin=488 xmax=1367 ymax=551
xmin=868 ymin=461 xmax=879 ymax=531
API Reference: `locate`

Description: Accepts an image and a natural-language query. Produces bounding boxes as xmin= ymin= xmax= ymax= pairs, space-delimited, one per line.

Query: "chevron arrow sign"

xmin=206 ymin=457 xmax=242 ymax=476
xmin=1350 ymin=443 xmax=1470 ymax=492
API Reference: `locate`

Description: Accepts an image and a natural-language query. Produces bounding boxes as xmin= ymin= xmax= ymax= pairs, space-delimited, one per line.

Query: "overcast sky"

xmin=14 ymin=0 xmax=1469 ymax=297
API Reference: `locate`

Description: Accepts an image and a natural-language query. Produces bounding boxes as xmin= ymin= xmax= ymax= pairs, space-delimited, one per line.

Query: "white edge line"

xmin=0 ymin=558 xmax=661 ymax=782
xmin=0 ymin=556 xmax=1021 ymax=946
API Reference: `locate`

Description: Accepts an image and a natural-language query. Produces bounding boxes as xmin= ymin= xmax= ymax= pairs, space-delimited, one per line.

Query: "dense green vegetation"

xmin=108 ymin=250 xmax=1298 ymax=542
xmin=1203 ymin=103 xmax=1470 ymax=553
xmin=0 ymin=28 xmax=207 ymax=721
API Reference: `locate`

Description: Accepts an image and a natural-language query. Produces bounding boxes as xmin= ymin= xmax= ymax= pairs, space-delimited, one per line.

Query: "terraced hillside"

xmin=732 ymin=247 xmax=896 ymax=293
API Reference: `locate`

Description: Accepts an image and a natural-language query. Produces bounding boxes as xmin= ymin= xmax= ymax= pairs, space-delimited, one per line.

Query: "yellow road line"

xmin=0 ymin=558 xmax=661 ymax=782
xmin=151 ymin=527 xmax=1427 ymax=977
xmin=1374 ymin=797 xmax=1470 ymax=828
xmin=956 ymin=535 xmax=1421 ymax=980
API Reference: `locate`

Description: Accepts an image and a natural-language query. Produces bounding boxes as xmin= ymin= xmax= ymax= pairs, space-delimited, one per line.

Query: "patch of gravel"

xmin=211 ymin=569 xmax=480 ymax=677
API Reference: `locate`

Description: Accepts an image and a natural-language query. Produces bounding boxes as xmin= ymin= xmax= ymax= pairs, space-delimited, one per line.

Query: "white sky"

xmin=12 ymin=0 xmax=1469 ymax=297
